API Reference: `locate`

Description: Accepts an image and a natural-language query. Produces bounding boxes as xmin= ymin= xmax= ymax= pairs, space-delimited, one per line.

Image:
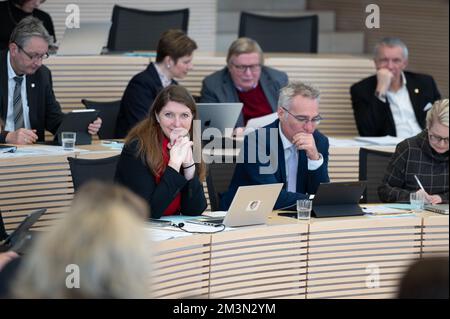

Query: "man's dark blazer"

xmin=199 ymin=66 xmax=288 ymax=127
xmin=115 ymin=63 xmax=177 ymax=138
xmin=350 ymin=71 xmax=441 ymax=137
xmin=0 ymin=50 xmax=64 ymax=143
xmin=220 ymin=119 xmax=330 ymax=210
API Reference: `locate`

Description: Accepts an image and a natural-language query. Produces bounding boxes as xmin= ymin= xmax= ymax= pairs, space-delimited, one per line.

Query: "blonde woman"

xmin=12 ymin=181 xmax=152 ymax=298
xmin=379 ymin=99 xmax=449 ymax=203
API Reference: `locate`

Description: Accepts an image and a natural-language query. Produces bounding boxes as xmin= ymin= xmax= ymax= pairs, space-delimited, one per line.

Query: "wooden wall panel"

xmin=308 ymin=0 xmax=449 ymax=96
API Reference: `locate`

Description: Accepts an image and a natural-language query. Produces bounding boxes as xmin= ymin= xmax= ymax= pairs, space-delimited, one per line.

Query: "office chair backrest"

xmin=358 ymin=148 xmax=394 ymax=203
xmin=81 ymin=99 xmax=121 ymax=140
xmin=238 ymin=12 xmax=318 ymax=53
xmin=68 ymin=155 xmax=121 ymax=192
xmin=107 ymin=5 xmax=189 ymax=52
xmin=206 ymin=162 xmax=237 ymax=211
xmin=0 ymin=210 xmax=7 ymax=241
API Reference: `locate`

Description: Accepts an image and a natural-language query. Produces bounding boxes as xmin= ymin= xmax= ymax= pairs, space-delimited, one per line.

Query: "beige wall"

xmin=308 ymin=0 xmax=449 ymax=96
xmin=41 ymin=0 xmax=217 ymax=52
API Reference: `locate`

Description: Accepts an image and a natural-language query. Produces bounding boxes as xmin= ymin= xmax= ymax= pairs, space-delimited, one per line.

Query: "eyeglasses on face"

xmin=282 ymin=107 xmax=322 ymax=125
xmin=429 ymin=133 xmax=449 ymax=144
xmin=230 ymin=63 xmax=261 ymax=73
xmin=15 ymin=42 xmax=49 ymax=61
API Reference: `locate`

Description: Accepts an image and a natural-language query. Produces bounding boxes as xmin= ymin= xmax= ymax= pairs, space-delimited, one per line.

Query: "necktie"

xmin=287 ymin=145 xmax=298 ymax=193
xmin=13 ymin=76 xmax=24 ymax=130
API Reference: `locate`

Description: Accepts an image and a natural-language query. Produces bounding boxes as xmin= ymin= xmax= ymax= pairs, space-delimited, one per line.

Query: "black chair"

xmin=358 ymin=148 xmax=394 ymax=203
xmin=68 ymin=155 xmax=121 ymax=192
xmin=238 ymin=12 xmax=318 ymax=53
xmin=107 ymin=5 xmax=189 ymax=52
xmin=81 ymin=99 xmax=121 ymax=140
xmin=206 ymin=162 xmax=237 ymax=211
xmin=0 ymin=210 xmax=7 ymax=241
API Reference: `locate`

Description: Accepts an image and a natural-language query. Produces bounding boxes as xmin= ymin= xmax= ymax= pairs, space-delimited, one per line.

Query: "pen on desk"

xmin=414 ymin=175 xmax=425 ymax=192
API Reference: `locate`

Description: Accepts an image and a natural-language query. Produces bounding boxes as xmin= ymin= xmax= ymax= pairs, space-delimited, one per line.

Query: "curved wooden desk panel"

xmin=422 ymin=214 xmax=449 ymax=257
xmin=209 ymin=224 xmax=308 ymax=299
xmin=307 ymin=216 xmax=422 ymax=298
xmin=147 ymin=214 xmax=447 ymax=299
xmin=151 ymin=235 xmax=211 ymax=299
xmin=0 ymin=145 xmax=121 ymax=232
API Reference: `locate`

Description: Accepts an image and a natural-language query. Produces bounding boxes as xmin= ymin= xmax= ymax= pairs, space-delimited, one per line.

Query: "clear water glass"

xmin=297 ymin=199 xmax=312 ymax=220
xmin=61 ymin=132 xmax=76 ymax=151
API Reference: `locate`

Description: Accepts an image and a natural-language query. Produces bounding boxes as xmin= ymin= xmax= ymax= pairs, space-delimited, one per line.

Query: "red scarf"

xmin=155 ymin=137 xmax=182 ymax=216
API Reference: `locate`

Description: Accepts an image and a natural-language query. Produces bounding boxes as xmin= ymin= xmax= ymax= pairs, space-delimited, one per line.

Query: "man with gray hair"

xmin=221 ymin=81 xmax=330 ymax=210
xmin=0 ymin=16 xmax=102 ymax=144
xmin=351 ymin=37 xmax=441 ymax=137
xmin=200 ymin=37 xmax=288 ymax=134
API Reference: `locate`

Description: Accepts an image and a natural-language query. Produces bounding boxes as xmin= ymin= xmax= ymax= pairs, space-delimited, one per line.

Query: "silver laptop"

xmin=424 ymin=204 xmax=449 ymax=215
xmin=57 ymin=22 xmax=111 ymax=56
xmin=194 ymin=183 xmax=283 ymax=227
xmin=196 ymin=103 xmax=243 ymax=138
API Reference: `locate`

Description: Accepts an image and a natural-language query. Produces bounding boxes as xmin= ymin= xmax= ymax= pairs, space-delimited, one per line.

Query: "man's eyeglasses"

xmin=429 ymin=133 xmax=449 ymax=144
xmin=15 ymin=42 xmax=49 ymax=61
xmin=282 ymin=107 xmax=322 ymax=125
xmin=230 ymin=63 xmax=261 ymax=73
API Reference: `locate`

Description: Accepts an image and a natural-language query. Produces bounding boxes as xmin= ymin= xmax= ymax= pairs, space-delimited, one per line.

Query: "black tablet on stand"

xmin=55 ymin=109 xmax=99 ymax=145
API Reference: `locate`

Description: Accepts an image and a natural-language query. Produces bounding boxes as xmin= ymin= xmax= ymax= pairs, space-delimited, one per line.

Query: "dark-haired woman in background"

xmin=115 ymin=29 xmax=198 ymax=138
xmin=115 ymin=85 xmax=207 ymax=219
xmin=0 ymin=0 xmax=56 ymax=50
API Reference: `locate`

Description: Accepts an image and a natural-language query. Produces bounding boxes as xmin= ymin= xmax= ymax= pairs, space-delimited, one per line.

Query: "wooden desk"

xmin=0 ymin=143 xmax=120 ymax=232
xmin=150 ymin=212 xmax=448 ymax=299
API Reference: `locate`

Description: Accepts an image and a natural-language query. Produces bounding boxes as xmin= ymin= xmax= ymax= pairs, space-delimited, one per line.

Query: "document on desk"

xmin=0 ymin=145 xmax=86 ymax=158
xmin=354 ymin=135 xmax=404 ymax=146
xmin=144 ymin=226 xmax=192 ymax=242
xmin=362 ymin=205 xmax=415 ymax=217
xmin=328 ymin=137 xmax=372 ymax=147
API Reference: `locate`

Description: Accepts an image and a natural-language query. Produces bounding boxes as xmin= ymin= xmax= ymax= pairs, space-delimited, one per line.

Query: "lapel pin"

xmin=31 ymin=83 xmax=35 ymax=88
xmin=414 ymin=88 xmax=419 ymax=94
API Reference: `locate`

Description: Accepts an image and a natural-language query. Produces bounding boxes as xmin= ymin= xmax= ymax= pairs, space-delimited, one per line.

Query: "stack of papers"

xmin=362 ymin=205 xmax=414 ymax=217
xmin=354 ymin=135 xmax=404 ymax=146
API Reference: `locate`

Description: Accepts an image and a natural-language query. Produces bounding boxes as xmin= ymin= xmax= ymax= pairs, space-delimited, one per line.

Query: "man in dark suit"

xmin=351 ymin=37 xmax=441 ymax=137
xmin=220 ymin=82 xmax=329 ymax=210
xmin=200 ymin=37 xmax=288 ymax=134
xmin=0 ymin=16 xmax=101 ymax=144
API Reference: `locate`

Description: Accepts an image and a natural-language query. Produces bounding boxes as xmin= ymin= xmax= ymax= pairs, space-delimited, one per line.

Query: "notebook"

xmin=57 ymin=22 xmax=111 ymax=56
xmin=192 ymin=183 xmax=283 ymax=227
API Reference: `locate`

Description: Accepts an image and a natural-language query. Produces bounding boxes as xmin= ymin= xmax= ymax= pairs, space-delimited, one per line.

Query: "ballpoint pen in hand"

xmin=414 ymin=175 xmax=426 ymax=192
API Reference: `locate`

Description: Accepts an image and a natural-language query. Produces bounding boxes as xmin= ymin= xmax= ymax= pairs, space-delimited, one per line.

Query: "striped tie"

xmin=13 ymin=76 xmax=24 ymax=130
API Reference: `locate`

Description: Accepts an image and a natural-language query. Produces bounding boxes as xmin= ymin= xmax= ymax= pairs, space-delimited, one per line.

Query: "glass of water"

xmin=61 ymin=132 xmax=76 ymax=151
xmin=410 ymin=192 xmax=425 ymax=212
xmin=297 ymin=199 xmax=312 ymax=220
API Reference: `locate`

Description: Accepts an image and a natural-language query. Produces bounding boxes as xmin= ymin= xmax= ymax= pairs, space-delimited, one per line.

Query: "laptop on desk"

xmin=424 ymin=204 xmax=449 ymax=215
xmin=196 ymin=103 xmax=243 ymax=139
xmin=57 ymin=22 xmax=111 ymax=56
xmin=194 ymin=183 xmax=283 ymax=227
